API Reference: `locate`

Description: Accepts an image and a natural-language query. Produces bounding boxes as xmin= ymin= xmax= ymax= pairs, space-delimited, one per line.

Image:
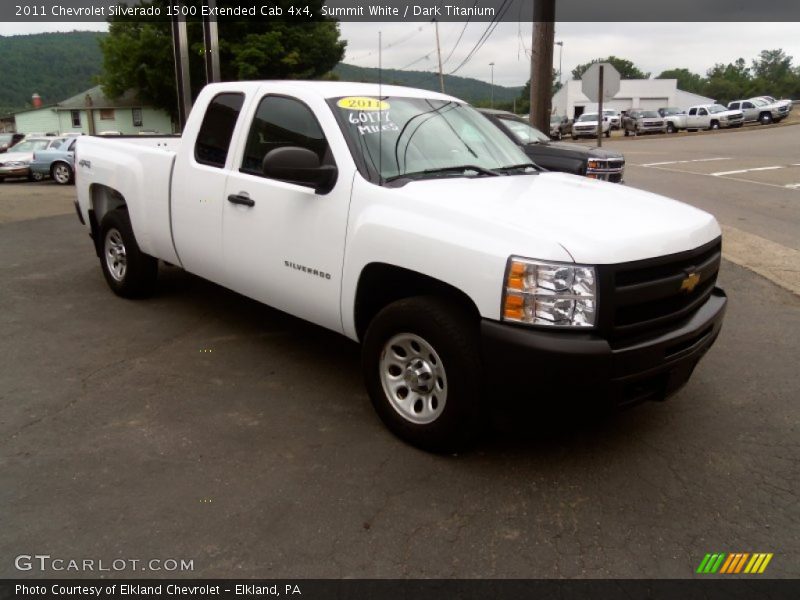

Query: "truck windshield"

xmin=577 ymin=113 xmax=599 ymax=122
xmin=331 ymin=96 xmax=531 ymax=183
xmin=642 ymin=111 xmax=660 ymax=118
xmin=708 ymin=105 xmax=728 ymax=114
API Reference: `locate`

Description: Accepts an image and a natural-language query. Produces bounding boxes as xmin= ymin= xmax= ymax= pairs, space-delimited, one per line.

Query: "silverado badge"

xmin=680 ymin=271 xmax=701 ymax=293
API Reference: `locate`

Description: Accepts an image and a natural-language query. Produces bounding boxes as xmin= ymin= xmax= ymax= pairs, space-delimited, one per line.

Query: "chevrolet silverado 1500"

xmin=74 ymin=81 xmax=727 ymax=451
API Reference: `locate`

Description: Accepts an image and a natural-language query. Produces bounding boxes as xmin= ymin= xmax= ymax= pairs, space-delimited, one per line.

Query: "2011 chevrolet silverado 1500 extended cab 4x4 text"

xmin=74 ymin=81 xmax=727 ymax=451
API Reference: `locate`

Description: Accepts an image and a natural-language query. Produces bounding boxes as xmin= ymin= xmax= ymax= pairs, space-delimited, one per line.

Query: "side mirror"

xmin=262 ymin=146 xmax=338 ymax=194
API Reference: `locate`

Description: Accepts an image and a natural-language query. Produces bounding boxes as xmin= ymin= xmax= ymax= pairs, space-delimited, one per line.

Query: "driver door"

xmin=221 ymin=92 xmax=352 ymax=333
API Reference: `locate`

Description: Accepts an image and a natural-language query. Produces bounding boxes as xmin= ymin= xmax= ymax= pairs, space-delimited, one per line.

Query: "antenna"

xmin=378 ymin=30 xmax=383 ymax=182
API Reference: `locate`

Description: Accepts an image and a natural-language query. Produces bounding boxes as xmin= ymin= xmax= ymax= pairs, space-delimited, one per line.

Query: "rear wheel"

xmin=51 ymin=162 xmax=73 ymax=185
xmin=362 ymin=296 xmax=483 ymax=452
xmin=99 ymin=209 xmax=158 ymax=298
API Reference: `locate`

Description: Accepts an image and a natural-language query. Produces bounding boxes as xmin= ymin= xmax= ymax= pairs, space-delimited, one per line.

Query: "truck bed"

xmin=75 ymin=135 xmax=182 ymax=265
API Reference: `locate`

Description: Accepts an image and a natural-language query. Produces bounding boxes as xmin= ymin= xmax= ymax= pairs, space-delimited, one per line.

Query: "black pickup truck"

xmin=479 ymin=108 xmax=625 ymax=183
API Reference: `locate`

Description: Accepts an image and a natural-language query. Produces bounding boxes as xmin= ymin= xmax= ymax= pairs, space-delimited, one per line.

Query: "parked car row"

xmin=0 ymin=135 xmax=75 ymax=184
xmin=547 ymin=94 xmax=791 ymax=141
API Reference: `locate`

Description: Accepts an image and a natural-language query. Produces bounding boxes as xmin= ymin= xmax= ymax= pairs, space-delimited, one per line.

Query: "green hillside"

xmin=334 ymin=63 xmax=523 ymax=104
xmin=0 ymin=32 xmax=107 ymax=115
xmin=0 ymin=31 xmax=522 ymax=116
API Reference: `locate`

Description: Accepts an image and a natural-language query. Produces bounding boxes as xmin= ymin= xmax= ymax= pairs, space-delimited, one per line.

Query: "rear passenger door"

xmin=221 ymin=92 xmax=353 ymax=333
xmin=172 ymin=92 xmax=247 ymax=284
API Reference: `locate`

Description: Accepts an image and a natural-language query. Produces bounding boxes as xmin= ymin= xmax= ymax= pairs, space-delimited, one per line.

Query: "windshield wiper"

xmin=383 ymin=164 xmax=500 ymax=183
xmin=423 ymin=165 xmax=499 ymax=177
xmin=495 ymin=163 xmax=540 ymax=174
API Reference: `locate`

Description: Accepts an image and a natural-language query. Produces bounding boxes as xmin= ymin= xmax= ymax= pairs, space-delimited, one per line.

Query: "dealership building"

xmin=552 ymin=79 xmax=715 ymax=119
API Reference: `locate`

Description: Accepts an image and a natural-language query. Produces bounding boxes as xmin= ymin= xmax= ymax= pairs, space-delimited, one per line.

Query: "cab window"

xmin=241 ymin=95 xmax=331 ymax=177
xmin=195 ymin=93 xmax=245 ymax=168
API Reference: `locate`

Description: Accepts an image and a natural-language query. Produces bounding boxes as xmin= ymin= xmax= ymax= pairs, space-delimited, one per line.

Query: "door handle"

xmin=227 ymin=193 xmax=255 ymax=207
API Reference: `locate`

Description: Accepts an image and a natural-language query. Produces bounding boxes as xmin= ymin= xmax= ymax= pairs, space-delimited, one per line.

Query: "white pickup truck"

xmin=685 ymin=104 xmax=744 ymax=130
xmin=74 ymin=81 xmax=727 ymax=451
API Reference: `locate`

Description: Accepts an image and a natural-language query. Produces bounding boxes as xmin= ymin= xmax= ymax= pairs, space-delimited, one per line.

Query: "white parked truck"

xmin=727 ymin=97 xmax=789 ymax=124
xmin=74 ymin=81 xmax=727 ymax=451
xmin=685 ymin=104 xmax=744 ymax=130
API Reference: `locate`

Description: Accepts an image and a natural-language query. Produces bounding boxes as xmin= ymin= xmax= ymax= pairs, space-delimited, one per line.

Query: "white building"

xmin=552 ymin=79 xmax=714 ymax=119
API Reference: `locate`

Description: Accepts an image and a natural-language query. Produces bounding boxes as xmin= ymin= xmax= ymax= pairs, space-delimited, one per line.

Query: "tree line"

xmin=575 ymin=51 xmax=800 ymax=105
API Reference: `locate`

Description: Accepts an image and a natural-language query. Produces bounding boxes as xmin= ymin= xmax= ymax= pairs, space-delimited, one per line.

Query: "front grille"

xmin=587 ymin=158 xmax=625 ymax=183
xmin=597 ymin=238 xmax=721 ymax=343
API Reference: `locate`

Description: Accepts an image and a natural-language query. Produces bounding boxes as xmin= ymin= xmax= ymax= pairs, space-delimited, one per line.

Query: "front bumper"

xmin=0 ymin=165 xmax=30 ymax=177
xmin=481 ymin=288 xmax=727 ymax=408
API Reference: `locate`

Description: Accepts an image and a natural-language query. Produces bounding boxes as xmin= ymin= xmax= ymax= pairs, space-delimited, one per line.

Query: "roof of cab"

xmin=202 ymin=80 xmax=463 ymax=104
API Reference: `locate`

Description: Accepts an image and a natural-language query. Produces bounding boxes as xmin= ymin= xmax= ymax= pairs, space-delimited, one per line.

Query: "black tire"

xmin=604 ymin=129 xmax=610 ymax=138
xmin=99 ymin=209 xmax=158 ymax=298
xmin=362 ymin=296 xmax=483 ymax=452
xmin=624 ymin=128 xmax=629 ymax=137
xmin=0 ymin=177 xmax=4 ymax=183
xmin=51 ymin=162 xmax=74 ymax=185
xmin=667 ymin=123 xmax=676 ymax=133
xmin=710 ymin=121 xmax=720 ymax=130
xmin=759 ymin=112 xmax=772 ymax=125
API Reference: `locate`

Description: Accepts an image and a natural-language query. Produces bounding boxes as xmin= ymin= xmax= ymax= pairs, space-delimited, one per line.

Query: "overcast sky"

xmin=2 ymin=21 xmax=799 ymax=87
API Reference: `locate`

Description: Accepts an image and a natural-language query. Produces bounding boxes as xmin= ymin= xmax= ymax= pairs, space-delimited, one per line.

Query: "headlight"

xmin=7 ymin=161 xmax=29 ymax=167
xmin=502 ymin=257 xmax=596 ymax=328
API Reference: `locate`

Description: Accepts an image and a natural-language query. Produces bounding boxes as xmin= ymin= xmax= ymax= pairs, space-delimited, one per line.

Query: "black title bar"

xmin=3 ymin=579 xmax=800 ymax=600
xmin=3 ymin=0 xmax=800 ymax=22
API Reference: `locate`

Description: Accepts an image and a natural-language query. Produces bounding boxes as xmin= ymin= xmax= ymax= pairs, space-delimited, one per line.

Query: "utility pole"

xmin=555 ymin=40 xmax=564 ymax=85
xmin=489 ymin=62 xmax=495 ymax=108
xmin=530 ymin=0 xmax=555 ymax=132
xmin=170 ymin=0 xmax=192 ymax=132
xmin=202 ymin=0 xmax=221 ymax=84
xmin=434 ymin=20 xmax=445 ymax=93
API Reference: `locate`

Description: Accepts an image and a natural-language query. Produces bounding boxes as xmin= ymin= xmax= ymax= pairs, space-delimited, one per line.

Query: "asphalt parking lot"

xmin=1 ymin=126 xmax=799 ymax=579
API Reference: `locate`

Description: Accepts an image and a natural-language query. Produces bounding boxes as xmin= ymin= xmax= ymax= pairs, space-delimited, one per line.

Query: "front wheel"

xmin=667 ymin=123 xmax=676 ymax=133
xmin=759 ymin=113 xmax=773 ymax=125
xmin=51 ymin=162 xmax=74 ymax=185
xmin=362 ymin=296 xmax=483 ymax=452
xmin=710 ymin=121 xmax=720 ymax=130
xmin=605 ymin=129 xmax=610 ymax=138
xmin=99 ymin=209 xmax=158 ymax=298
xmin=28 ymin=171 xmax=44 ymax=182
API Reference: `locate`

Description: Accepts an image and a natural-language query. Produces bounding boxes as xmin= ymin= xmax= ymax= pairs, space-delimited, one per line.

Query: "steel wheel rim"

xmin=379 ymin=333 xmax=447 ymax=425
xmin=104 ymin=228 xmax=127 ymax=282
xmin=54 ymin=164 xmax=69 ymax=183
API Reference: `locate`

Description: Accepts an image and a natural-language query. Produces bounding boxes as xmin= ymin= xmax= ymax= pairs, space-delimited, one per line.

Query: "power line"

xmin=447 ymin=0 xmax=513 ymax=76
xmin=346 ymin=26 xmax=427 ymax=64
xmin=440 ymin=2 xmax=476 ymax=66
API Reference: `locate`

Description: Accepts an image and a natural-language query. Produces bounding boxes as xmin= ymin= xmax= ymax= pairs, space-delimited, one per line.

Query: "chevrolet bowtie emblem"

xmin=681 ymin=271 xmax=701 ymax=293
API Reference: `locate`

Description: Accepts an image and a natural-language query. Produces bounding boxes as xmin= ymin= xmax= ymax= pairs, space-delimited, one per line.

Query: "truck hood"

xmin=538 ymin=141 xmax=623 ymax=160
xmin=390 ymin=172 xmax=719 ymax=264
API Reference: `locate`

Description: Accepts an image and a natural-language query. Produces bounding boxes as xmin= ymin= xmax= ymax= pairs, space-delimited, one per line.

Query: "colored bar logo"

xmin=696 ymin=553 xmax=773 ymax=574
